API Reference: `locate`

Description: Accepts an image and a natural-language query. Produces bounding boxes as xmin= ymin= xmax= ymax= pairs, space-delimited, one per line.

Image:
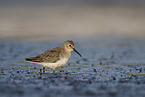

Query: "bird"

xmin=25 ymin=40 xmax=82 ymax=74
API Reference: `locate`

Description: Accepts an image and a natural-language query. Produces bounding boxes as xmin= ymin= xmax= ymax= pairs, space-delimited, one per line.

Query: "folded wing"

xmin=25 ymin=47 xmax=62 ymax=63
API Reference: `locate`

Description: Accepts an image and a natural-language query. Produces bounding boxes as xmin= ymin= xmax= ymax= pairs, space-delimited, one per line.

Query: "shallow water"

xmin=1 ymin=37 xmax=145 ymax=97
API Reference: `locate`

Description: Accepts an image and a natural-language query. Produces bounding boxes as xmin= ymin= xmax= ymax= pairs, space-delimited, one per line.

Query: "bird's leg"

xmin=40 ymin=69 xmax=42 ymax=75
xmin=43 ymin=67 xmax=45 ymax=73
xmin=53 ymin=70 xmax=55 ymax=74
xmin=53 ymin=68 xmax=55 ymax=74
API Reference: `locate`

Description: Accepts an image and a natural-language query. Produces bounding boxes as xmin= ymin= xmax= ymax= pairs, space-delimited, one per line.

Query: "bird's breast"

xmin=57 ymin=57 xmax=69 ymax=66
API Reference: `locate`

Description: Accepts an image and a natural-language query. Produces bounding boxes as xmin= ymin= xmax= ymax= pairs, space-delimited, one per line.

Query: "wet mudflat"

xmin=1 ymin=37 xmax=145 ymax=97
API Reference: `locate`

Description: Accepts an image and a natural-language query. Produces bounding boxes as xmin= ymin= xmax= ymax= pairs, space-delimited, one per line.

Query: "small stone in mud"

xmin=93 ymin=69 xmax=97 ymax=73
xmin=112 ymin=76 xmax=116 ymax=80
xmin=17 ymin=71 xmax=20 ymax=73
xmin=33 ymin=67 xmax=36 ymax=69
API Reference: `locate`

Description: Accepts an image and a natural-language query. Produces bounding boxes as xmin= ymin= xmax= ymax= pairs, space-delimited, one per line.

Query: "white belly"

xmin=38 ymin=58 xmax=68 ymax=69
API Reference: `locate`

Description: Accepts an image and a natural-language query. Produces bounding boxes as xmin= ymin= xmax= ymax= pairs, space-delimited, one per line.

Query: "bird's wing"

xmin=25 ymin=47 xmax=62 ymax=63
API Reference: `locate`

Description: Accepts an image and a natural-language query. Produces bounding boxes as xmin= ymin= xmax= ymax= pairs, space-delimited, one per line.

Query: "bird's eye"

xmin=69 ymin=45 xmax=72 ymax=47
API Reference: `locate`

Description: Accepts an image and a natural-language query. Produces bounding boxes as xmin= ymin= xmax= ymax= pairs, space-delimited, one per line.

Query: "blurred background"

xmin=0 ymin=0 xmax=145 ymax=41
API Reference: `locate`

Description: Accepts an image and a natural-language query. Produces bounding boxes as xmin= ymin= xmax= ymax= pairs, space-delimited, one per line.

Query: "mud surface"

xmin=1 ymin=37 xmax=145 ymax=97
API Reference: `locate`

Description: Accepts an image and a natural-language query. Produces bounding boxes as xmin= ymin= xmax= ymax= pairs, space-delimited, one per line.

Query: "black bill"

xmin=73 ymin=48 xmax=82 ymax=57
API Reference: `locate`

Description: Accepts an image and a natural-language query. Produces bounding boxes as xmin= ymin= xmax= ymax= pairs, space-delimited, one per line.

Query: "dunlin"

xmin=25 ymin=40 xmax=82 ymax=74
